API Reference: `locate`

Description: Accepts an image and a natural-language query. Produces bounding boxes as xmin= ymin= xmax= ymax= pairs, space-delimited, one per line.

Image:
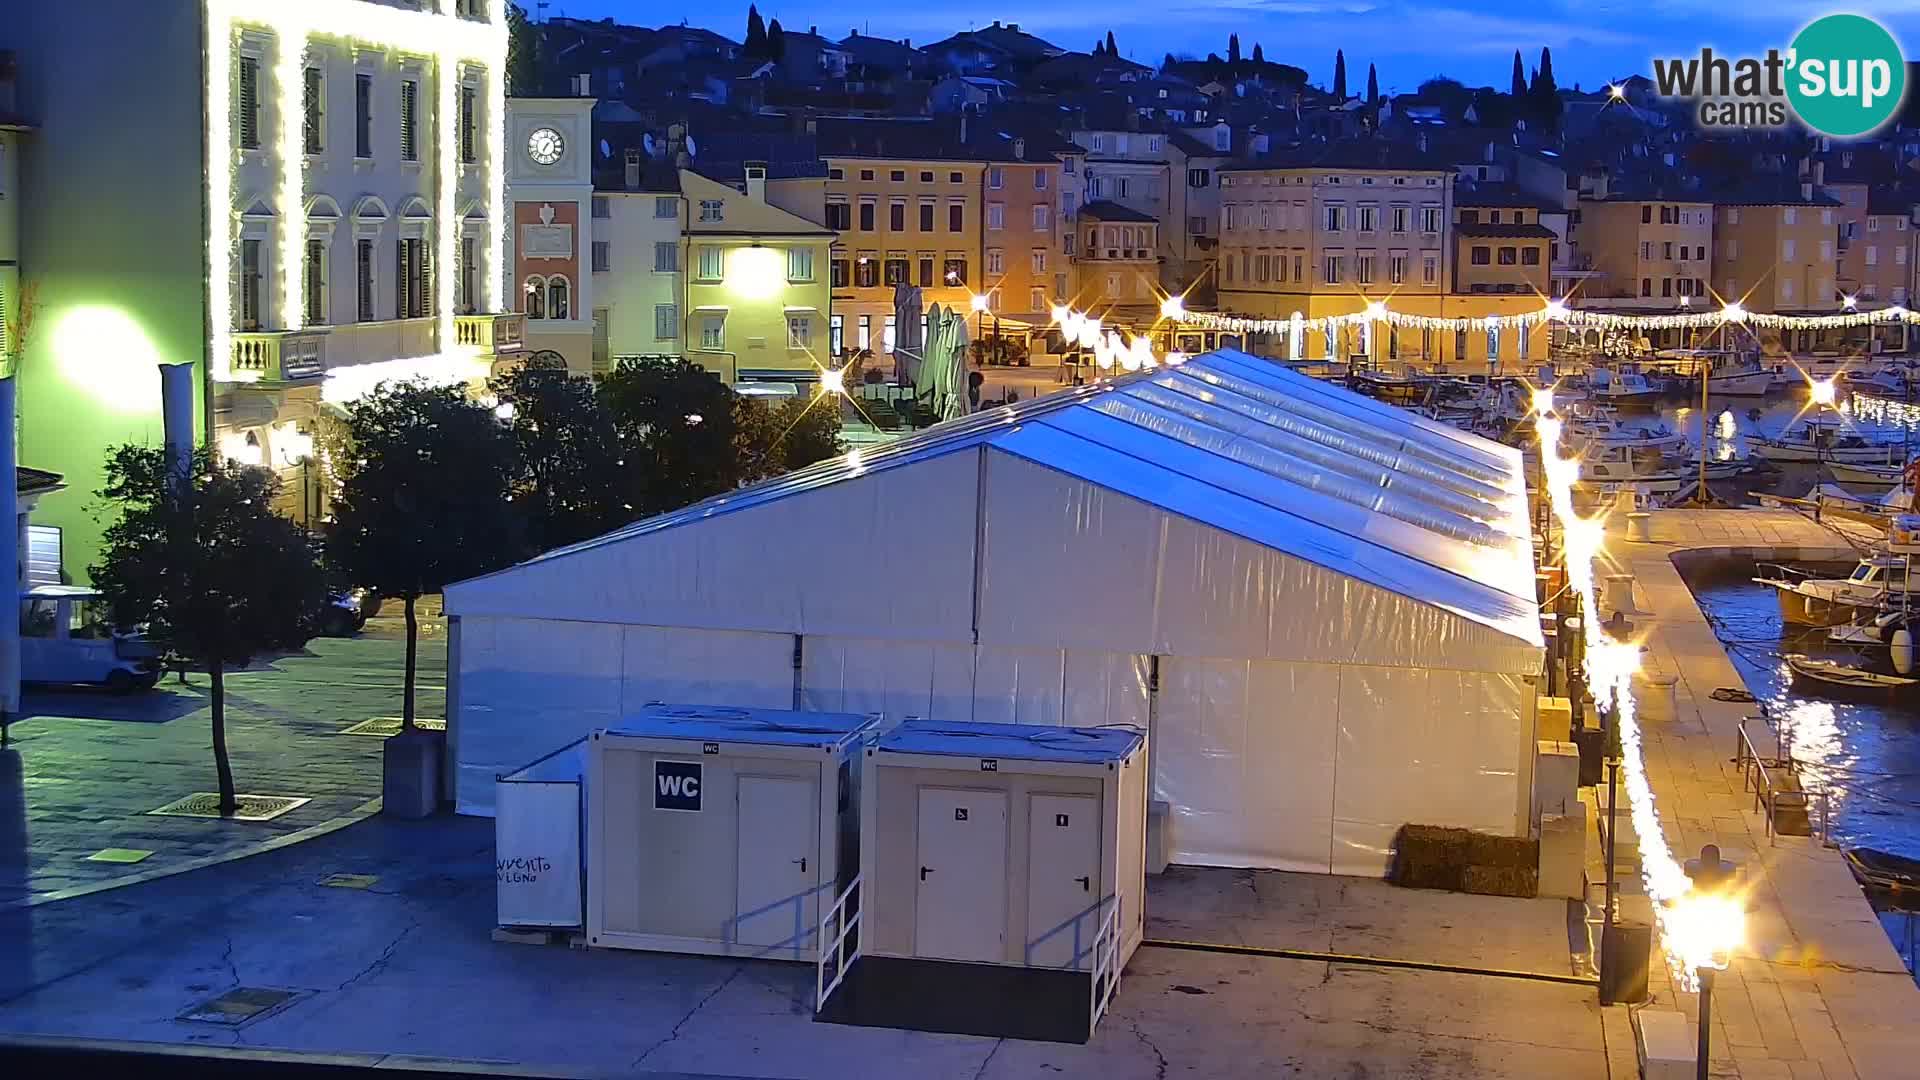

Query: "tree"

xmin=1252 ymin=43 xmax=1264 ymax=64
xmin=745 ymin=4 xmax=767 ymax=58
xmin=490 ymin=356 xmax=638 ymax=552
xmin=767 ymin=18 xmax=787 ymax=63
xmin=597 ymin=356 xmax=745 ymax=515
xmin=505 ymin=3 xmax=538 ymax=94
xmin=326 ymin=382 xmax=518 ymax=734
xmin=1418 ymin=76 xmax=1472 ymax=118
xmin=1366 ymin=63 xmax=1379 ymax=105
xmin=1333 ymin=49 xmax=1347 ymax=99
xmin=1105 ymin=31 xmax=1118 ymax=57
xmin=1510 ymin=50 xmax=1526 ymax=99
xmin=735 ymin=395 xmax=844 ymax=483
xmin=93 ymin=447 xmax=326 ymax=813
xmin=1228 ymin=34 xmax=1240 ymax=63
xmin=1532 ymin=47 xmax=1563 ymax=131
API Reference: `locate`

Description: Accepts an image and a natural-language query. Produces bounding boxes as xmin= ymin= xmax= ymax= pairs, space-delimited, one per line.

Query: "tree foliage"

xmin=1228 ymin=34 xmax=1240 ymax=63
xmin=1530 ymin=47 xmax=1562 ymax=131
xmin=92 ymin=446 xmax=326 ymax=811
xmin=745 ymin=4 xmax=767 ymax=56
xmin=597 ymin=356 xmax=746 ymax=516
xmin=490 ymin=356 xmax=638 ymax=552
xmin=1510 ymin=50 xmax=1526 ymax=99
xmin=325 ymin=381 xmax=518 ymax=730
xmin=1366 ymin=63 xmax=1379 ymax=105
xmin=735 ymin=395 xmax=843 ymax=484
xmin=1105 ymin=31 xmax=1118 ymax=57
xmin=506 ymin=3 xmax=539 ymax=95
xmin=1333 ymin=49 xmax=1347 ymax=99
xmin=1252 ymin=43 xmax=1264 ymax=64
xmin=767 ymin=18 xmax=787 ymax=63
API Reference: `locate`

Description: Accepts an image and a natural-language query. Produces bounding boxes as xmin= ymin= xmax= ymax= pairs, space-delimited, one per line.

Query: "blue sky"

xmin=526 ymin=1 xmax=1920 ymax=95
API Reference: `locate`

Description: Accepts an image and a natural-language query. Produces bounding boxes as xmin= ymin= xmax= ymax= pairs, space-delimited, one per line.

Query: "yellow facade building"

xmin=1712 ymin=188 xmax=1840 ymax=316
xmin=679 ymin=167 xmax=835 ymax=384
xmin=1572 ymin=194 xmax=1714 ymax=306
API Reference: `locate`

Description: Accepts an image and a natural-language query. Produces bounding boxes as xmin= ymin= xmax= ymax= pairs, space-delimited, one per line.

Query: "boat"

xmin=1578 ymin=444 xmax=1689 ymax=494
xmin=1756 ymin=555 xmax=1917 ymax=626
xmin=1346 ymin=370 xmax=1423 ymax=405
xmin=1845 ymin=848 xmax=1920 ymax=908
xmin=1784 ymin=652 xmax=1918 ymax=694
xmin=1746 ymin=418 xmax=1903 ymax=464
xmin=1582 ymin=366 xmax=1663 ymax=406
xmin=1562 ymin=403 xmax=1687 ymax=454
xmin=1653 ymin=349 xmax=1777 ymax=396
xmin=1830 ymin=460 xmax=1910 ymax=486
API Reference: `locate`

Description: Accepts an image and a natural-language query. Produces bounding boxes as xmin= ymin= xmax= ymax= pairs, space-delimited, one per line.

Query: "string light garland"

xmin=204 ymin=0 xmax=507 ymax=386
xmin=1180 ymin=300 xmax=1915 ymax=339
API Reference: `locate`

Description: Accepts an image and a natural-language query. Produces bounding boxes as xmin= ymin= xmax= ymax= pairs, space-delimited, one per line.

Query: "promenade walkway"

xmin=1610 ymin=507 xmax=1920 ymax=1078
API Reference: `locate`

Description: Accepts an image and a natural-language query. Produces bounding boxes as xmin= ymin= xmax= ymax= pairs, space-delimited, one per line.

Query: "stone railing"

xmin=455 ymin=312 xmax=527 ymax=355
xmin=229 ymin=329 xmax=328 ymax=382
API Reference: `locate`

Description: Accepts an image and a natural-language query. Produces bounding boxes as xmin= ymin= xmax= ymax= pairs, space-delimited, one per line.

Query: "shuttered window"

xmin=459 ymin=86 xmax=477 ymax=164
xmin=303 ymin=68 xmax=323 ymax=154
xmin=397 ymin=237 xmax=430 ymax=319
xmin=305 ymin=240 xmax=326 ymax=324
xmin=238 ymin=57 xmax=261 ymax=150
xmin=240 ymin=240 xmax=262 ymax=329
xmin=399 ymin=80 xmax=419 ymax=162
xmin=357 ymin=239 xmax=375 ymax=321
xmin=355 ymin=74 xmax=373 ymax=158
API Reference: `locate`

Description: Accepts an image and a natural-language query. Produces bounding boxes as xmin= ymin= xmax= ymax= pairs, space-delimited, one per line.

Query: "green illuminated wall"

xmin=4 ymin=2 xmax=210 ymax=583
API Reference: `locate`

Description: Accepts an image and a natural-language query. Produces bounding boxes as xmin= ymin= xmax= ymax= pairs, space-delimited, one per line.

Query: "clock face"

xmin=528 ymin=127 xmax=564 ymax=166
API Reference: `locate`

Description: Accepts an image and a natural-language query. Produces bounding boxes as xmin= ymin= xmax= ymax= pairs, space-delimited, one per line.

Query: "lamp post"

xmin=969 ymin=292 xmax=990 ymax=365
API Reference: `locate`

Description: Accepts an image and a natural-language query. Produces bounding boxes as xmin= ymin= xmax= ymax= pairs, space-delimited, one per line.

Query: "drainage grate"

xmin=179 ymin=987 xmax=300 ymax=1025
xmin=148 ymin=793 xmax=312 ymax=822
xmin=86 ymin=848 xmax=154 ymax=864
xmin=340 ymin=716 xmax=446 ymax=737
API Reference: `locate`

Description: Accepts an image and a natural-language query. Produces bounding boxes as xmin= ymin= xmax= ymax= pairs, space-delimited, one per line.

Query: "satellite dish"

xmin=600 ymin=138 xmax=612 ymax=158
xmin=685 ymin=134 xmax=698 ymax=157
xmin=643 ymin=132 xmax=656 ymax=155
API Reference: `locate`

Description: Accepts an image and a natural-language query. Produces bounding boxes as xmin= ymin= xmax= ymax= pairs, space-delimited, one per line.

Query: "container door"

xmin=734 ymin=775 xmax=819 ymax=951
xmin=913 ymin=787 xmax=1008 ymax=963
xmin=1025 ymin=794 xmax=1101 ymax=969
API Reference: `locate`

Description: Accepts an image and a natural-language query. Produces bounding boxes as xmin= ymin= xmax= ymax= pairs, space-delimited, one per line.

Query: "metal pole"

xmin=0 ymin=374 xmax=15 ymax=750
xmin=1605 ymin=758 xmax=1620 ymax=925
xmin=1697 ymin=358 xmax=1709 ymax=504
xmin=1696 ymin=966 xmax=1715 ymax=1080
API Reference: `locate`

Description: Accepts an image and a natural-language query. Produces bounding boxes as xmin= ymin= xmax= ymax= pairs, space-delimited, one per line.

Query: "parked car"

xmin=20 ymin=585 xmax=161 ymax=693
xmin=317 ymin=588 xmax=371 ymax=637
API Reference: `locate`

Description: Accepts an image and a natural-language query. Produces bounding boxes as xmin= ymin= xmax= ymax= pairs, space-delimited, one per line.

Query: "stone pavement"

xmin=0 ymin=812 xmax=1616 ymax=1078
xmin=0 ymin=632 xmax=447 ymax=906
xmin=1610 ymin=508 xmax=1920 ymax=1078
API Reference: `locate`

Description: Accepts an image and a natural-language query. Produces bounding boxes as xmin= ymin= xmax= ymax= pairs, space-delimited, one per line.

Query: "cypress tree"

xmin=1366 ymin=63 xmax=1378 ymax=105
xmin=1510 ymin=50 xmax=1526 ymax=98
xmin=1252 ymin=43 xmax=1264 ymax=64
xmin=1105 ymin=30 xmax=1118 ymax=57
xmin=1333 ymin=49 xmax=1347 ymax=99
xmin=745 ymin=5 xmax=766 ymax=58
xmin=1229 ymin=34 xmax=1241 ymax=63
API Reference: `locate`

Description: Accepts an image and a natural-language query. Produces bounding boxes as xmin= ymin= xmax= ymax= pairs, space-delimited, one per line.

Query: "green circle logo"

xmin=1787 ymin=14 xmax=1907 ymax=137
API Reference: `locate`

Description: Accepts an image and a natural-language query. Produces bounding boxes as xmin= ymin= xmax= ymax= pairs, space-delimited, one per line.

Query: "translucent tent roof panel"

xmin=877 ymin=719 xmax=1144 ymax=764
xmin=449 ymin=351 xmax=1540 ymax=650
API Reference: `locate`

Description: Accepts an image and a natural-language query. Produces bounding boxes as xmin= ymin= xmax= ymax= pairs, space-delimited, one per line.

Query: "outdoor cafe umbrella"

xmin=891 ymin=282 xmax=924 ymax=384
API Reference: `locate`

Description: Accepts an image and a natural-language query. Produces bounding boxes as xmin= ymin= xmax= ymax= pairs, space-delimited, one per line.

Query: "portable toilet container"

xmin=585 ymin=703 xmax=878 ymax=962
xmin=817 ymin=720 xmax=1148 ymax=1043
xmin=496 ymin=737 xmax=589 ymax=934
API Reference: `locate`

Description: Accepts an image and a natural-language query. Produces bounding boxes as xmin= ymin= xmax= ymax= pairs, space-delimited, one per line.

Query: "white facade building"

xmin=593 ymin=186 xmax=685 ymax=365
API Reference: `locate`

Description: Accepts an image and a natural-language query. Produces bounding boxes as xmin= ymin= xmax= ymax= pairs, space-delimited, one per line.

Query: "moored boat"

xmin=1747 ymin=418 xmax=1903 ymax=464
xmin=1784 ymin=652 xmax=1918 ymax=694
xmin=1756 ymin=556 xmax=1916 ymax=627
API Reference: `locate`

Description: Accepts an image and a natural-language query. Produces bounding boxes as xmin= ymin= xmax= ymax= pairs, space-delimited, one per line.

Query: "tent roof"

xmin=877 ymin=720 xmax=1143 ymax=764
xmin=475 ymin=349 xmax=1539 ymax=649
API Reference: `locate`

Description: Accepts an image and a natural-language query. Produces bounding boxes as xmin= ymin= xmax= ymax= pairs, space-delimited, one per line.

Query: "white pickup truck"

xmin=21 ymin=585 xmax=161 ymax=692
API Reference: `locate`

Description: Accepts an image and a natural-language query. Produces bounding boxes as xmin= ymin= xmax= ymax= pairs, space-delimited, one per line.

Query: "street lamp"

xmin=969 ymin=292 xmax=991 ymax=363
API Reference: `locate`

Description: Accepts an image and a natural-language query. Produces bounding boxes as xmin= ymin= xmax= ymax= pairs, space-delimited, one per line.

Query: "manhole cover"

xmin=179 ymin=987 xmax=299 ymax=1025
xmin=319 ymin=873 xmax=380 ymax=890
xmin=149 ymin=793 xmax=312 ymax=822
xmin=341 ymin=716 xmax=446 ymax=737
xmin=86 ymin=848 xmax=155 ymax=864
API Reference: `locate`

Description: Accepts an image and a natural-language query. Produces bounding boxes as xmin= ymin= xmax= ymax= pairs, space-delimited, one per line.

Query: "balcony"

xmin=230 ymin=330 xmax=329 ymax=383
xmin=456 ymin=312 xmax=526 ymax=355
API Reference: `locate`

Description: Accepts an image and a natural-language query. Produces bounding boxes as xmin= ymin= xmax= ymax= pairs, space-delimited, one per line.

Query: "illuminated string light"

xmin=1180 ymin=297 xmax=1910 ymax=337
xmin=1159 ymin=295 xmax=1186 ymax=320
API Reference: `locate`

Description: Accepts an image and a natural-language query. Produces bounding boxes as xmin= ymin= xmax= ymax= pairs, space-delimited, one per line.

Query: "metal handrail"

xmin=1734 ymin=715 xmax=1832 ymax=847
xmin=1089 ymin=897 xmax=1123 ymax=1038
xmin=815 ymin=873 xmax=863 ymax=1012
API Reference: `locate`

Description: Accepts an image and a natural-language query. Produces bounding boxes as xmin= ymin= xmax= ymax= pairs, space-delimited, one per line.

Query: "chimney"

xmin=1815 ymin=160 xmax=1826 ymax=185
xmin=1802 ymin=180 xmax=1814 ymax=201
xmin=1008 ymin=23 xmax=1020 ymax=31
xmin=625 ymin=148 xmax=643 ymax=188
xmin=902 ymin=38 xmax=910 ymax=48
xmin=810 ymin=25 xmax=817 ymax=35
xmin=992 ymin=19 xmax=1001 ymax=27
xmin=1417 ymin=131 xmax=1428 ymax=153
xmin=745 ymin=162 xmax=767 ymax=203
xmin=0 ymin=51 xmax=16 ymax=114
xmin=1013 ymin=137 xmax=1025 ymax=160
xmin=573 ymin=72 xmax=592 ymax=96
xmin=958 ymin=112 xmax=967 ymax=145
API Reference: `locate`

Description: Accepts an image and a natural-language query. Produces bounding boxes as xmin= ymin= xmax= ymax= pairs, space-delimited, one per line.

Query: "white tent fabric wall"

xmin=444 ymin=349 xmax=1545 ymax=873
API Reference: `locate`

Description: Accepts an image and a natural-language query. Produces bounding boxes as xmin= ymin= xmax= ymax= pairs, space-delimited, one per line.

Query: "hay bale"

xmin=1462 ymin=865 xmax=1539 ymax=898
xmin=1391 ymin=824 xmax=1539 ymax=897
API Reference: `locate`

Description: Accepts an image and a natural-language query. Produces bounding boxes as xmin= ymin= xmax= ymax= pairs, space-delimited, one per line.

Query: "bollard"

xmin=1600 ymin=895 xmax=1654 ymax=1005
xmin=1604 ymin=573 xmax=1638 ymax=617
xmin=1634 ymin=669 xmax=1679 ymax=724
xmin=1626 ymin=511 xmax=1653 ymax=542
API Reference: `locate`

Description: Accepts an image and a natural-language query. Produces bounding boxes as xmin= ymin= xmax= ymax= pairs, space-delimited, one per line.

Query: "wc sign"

xmin=654 ymin=760 xmax=703 ymax=812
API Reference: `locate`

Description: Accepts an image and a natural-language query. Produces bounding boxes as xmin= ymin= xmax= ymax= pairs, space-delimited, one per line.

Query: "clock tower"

xmin=506 ymin=94 xmax=596 ymax=372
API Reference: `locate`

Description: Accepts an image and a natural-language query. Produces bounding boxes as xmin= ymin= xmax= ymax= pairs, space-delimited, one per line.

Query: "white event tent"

xmin=442 ymin=350 xmax=1544 ymax=876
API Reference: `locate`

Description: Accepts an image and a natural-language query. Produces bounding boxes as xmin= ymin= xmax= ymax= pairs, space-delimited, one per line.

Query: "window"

xmin=1389 ymin=253 xmax=1406 ymax=284
xmin=1322 ymin=255 xmax=1342 ymax=283
xmin=988 ymin=167 xmax=1003 ymax=190
xmin=1358 ymin=206 xmax=1377 ymax=232
xmin=591 ymin=196 xmax=610 ymax=219
xmin=1640 ymin=277 xmax=1652 ymax=297
xmin=357 ymin=239 xmax=376 ymax=320
xmin=700 ymin=313 xmax=725 ymax=349
xmin=1459 ymin=210 xmax=1480 ymax=225
xmin=920 ymin=202 xmax=935 ymax=231
xmin=1421 ymin=253 xmax=1437 ymax=285
xmin=304 ymin=240 xmax=326 ymax=323
xmin=855 ymin=256 xmax=879 ymax=288
xmin=1662 ymin=241 xmax=1673 ymax=259
xmin=1489 ymin=210 xmax=1503 ymax=224
xmin=1782 ymin=278 xmax=1796 ymax=301
xmin=1147 ymin=136 xmax=1163 ymax=153
xmin=1035 ymin=171 xmax=1049 ymax=190
xmin=397 ymin=237 xmax=429 ymax=319
xmin=986 ymin=249 xmax=1004 ymax=275
xmin=1030 ymin=287 xmax=1046 ymax=312
xmin=860 ymin=169 xmax=874 ymax=181
xmin=787 ymin=314 xmax=812 ymax=349
xmin=699 ymin=199 xmax=724 ymax=223
xmin=890 ymin=169 xmax=906 ymax=182
xmin=1641 ymin=242 xmax=1652 ymax=260
xmin=303 ymin=67 xmax=323 ymax=154
xmin=1471 ymin=246 xmax=1491 ymax=265
xmin=944 ymin=258 xmax=968 ymax=286
xmin=826 ymin=201 xmax=851 ymax=230
xmin=1031 ymin=249 xmax=1047 ymax=273
xmin=919 ymin=170 xmax=934 ymax=182
xmin=987 ymin=203 xmax=1004 ymax=230
xmin=1092 ymin=134 xmax=1109 ymax=152
xmin=1783 ymin=207 xmax=1797 ymax=225
xmin=1391 ymin=206 xmax=1408 ymax=233
xmin=696 ymin=246 xmax=724 ymax=281
xmin=950 ymin=171 xmax=964 ymax=183
xmin=460 ymin=85 xmax=477 ymax=164
xmin=1325 ymin=206 xmax=1346 ymax=231
xmin=590 ymin=241 xmax=610 ymax=273
xmin=654 ymin=304 xmax=677 ymax=340
xmin=1063 ymin=233 xmax=1076 ymax=256
xmin=1867 ymin=245 xmax=1881 ymax=266
xmin=831 ymin=257 xmax=849 ymax=288
xmin=1033 ymin=204 xmax=1051 ymax=231
xmin=1783 ymin=238 xmax=1797 ymax=261
xmin=857 ymin=314 xmax=871 ymax=349
xmin=1356 ymin=255 xmax=1374 ymax=284
xmin=1521 ymin=247 xmax=1540 ymax=265
xmin=828 ymin=167 xmax=844 ymax=180
xmin=1188 ymin=216 xmax=1205 ymax=235
xmin=918 ymin=257 xmax=934 ymax=287
xmin=1106 ymin=273 xmax=1122 ymax=298
xmin=890 ymin=201 xmax=906 ymax=231
xmin=1726 ymin=207 xmax=1740 ymax=225
xmin=787 ymin=247 xmax=814 ymax=281
xmin=1214 ymin=128 xmax=1230 ymax=151
xmin=355 ymin=73 xmax=373 ymax=158
xmin=1116 ymin=178 xmax=1131 ymax=199
xmin=1088 ymin=177 xmax=1105 ymax=199
xmin=949 ymin=204 xmax=964 ymax=232
xmin=1641 ymin=205 xmax=1653 ymax=224
xmin=884 ymin=256 xmax=908 ymax=285
xmin=1421 ymin=206 xmax=1441 ymax=233
xmin=1900 ymin=247 xmax=1910 ymax=266
xmin=1188 ymin=168 xmax=1210 ymax=188
xmin=654 ymin=242 xmax=678 ymax=272
xmin=238 ymin=57 xmax=261 ymax=150
xmin=1497 ymin=247 xmax=1517 ymax=265
xmin=239 ymin=239 xmax=262 ymax=329
xmin=399 ymin=79 xmax=419 ymax=162
xmin=859 ymin=202 xmax=875 ymax=230
xmin=458 ymin=235 xmax=476 ymax=313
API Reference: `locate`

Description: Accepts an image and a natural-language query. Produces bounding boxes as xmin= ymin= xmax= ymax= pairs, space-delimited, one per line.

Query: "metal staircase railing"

xmin=815 ymin=873 xmax=863 ymax=1012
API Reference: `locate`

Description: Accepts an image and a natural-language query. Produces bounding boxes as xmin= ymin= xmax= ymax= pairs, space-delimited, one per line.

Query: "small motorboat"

xmin=1757 ymin=556 xmax=1917 ymax=627
xmin=1748 ymin=418 xmax=1903 ymax=464
xmin=1784 ymin=652 xmax=1918 ymax=694
xmin=1829 ymin=460 xmax=1909 ymax=486
xmin=1845 ymin=847 xmax=1920 ymax=908
xmin=1583 ymin=366 xmax=1663 ymax=407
